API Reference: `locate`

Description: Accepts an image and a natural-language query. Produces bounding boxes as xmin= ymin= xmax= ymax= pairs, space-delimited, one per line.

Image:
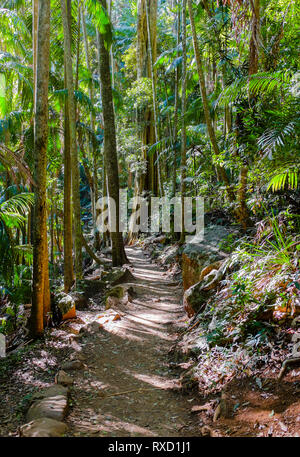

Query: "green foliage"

xmin=218 ymin=233 xmax=240 ymax=253
xmin=231 ymin=276 xmax=258 ymax=312
xmin=218 ymin=71 xmax=294 ymax=107
xmin=243 ymin=213 xmax=298 ymax=269
xmin=85 ymin=0 xmax=112 ymax=49
xmin=126 ymin=78 xmax=153 ymax=111
xmin=267 ymin=166 xmax=299 ymax=192
xmin=0 ymin=192 xmax=33 ymax=229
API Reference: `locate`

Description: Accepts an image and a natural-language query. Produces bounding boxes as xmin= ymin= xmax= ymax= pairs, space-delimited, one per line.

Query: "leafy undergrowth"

xmin=167 ymin=214 xmax=297 ymax=392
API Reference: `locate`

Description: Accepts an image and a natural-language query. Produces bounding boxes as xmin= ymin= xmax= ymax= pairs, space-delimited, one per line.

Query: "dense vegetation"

xmin=0 ymin=0 xmax=299 ymax=387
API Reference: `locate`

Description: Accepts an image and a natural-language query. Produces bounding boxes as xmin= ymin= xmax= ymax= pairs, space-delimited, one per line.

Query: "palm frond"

xmin=0 ymin=144 xmax=34 ymax=184
xmin=218 ymin=71 xmax=293 ymax=107
xmin=267 ymin=165 xmax=299 ymax=192
xmin=258 ymin=121 xmax=298 ymax=159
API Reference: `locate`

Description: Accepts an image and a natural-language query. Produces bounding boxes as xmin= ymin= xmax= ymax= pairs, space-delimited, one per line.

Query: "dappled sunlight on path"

xmin=65 ymin=247 xmax=199 ymax=437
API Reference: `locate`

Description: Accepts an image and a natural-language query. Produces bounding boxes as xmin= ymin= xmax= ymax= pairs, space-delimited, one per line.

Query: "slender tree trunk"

xmin=30 ymin=0 xmax=51 ymax=337
xmin=236 ymin=0 xmax=260 ymax=230
xmin=61 ymin=0 xmax=82 ymax=280
xmin=32 ymin=0 xmax=38 ymax=109
xmin=180 ymin=0 xmax=187 ymax=244
xmin=98 ymin=0 xmax=128 ymax=266
xmin=62 ymin=2 xmax=74 ymax=292
xmin=81 ymin=8 xmax=101 ymax=250
xmin=145 ymin=0 xmax=163 ymax=197
xmin=63 ymin=96 xmax=74 ymax=291
xmin=136 ymin=0 xmax=159 ymax=197
xmin=187 ymin=0 xmax=234 ymax=202
xmin=249 ymin=0 xmax=260 ymax=76
xmin=32 ymin=0 xmax=51 ymax=326
xmin=107 ymin=0 xmax=115 ymax=89
xmin=172 ymin=0 xmax=180 ymax=198
xmin=50 ymin=182 xmax=54 ymax=267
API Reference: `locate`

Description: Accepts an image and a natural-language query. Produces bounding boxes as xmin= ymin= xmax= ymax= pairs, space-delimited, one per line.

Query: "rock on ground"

xmin=26 ymin=395 xmax=68 ymax=422
xmin=181 ymin=225 xmax=230 ymax=290
xmin=31 ymin=385 xmax=69 ymax=402
xmin=20 ymin=418 xmax=67 ymax=437
xmin=61 ymin=360 xmax=84 ymax=371
xmin=55 ymin=370 xmax=74 ymax=386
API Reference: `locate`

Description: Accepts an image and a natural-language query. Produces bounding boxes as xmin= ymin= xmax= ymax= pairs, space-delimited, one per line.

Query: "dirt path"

xmin=66 ymin=247 xmax=199 ymax=437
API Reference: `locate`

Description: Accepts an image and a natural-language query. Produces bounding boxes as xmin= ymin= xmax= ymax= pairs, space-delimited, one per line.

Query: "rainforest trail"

xmin=65 ymin=247 xmax=200 ymax=437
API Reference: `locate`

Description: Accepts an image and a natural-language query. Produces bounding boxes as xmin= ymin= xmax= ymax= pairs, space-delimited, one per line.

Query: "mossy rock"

xmin=105 ymin=285 xmax=135 ymax=310
xmin=106 ymin=286 xmax=126 ymax=300
xmin=105 ymin=267 xmax=135 ymax=286
xmin=76 ymin=279 xmax=106 ymax=297
xmin=55 ymin=293 xmax=75 ymax=317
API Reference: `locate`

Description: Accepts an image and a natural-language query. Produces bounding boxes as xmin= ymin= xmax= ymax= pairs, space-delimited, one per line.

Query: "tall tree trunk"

xmin=32 ymin=0 xmax=38 ymax=109
xmin=187 ymin=0 xmax=234 ymax=202
xmin=136 ymin=0 xmax=158 ymax=197
xmin=33 ymin=0 xmax=51 ymax=325
xmin=33 ymin=0 xmax=51 ymax=326
xmin=172 ymin=0 xmax=180 ymax=198
xmin=107 ymin=0 xmax=115 ymax=89
xmin=63 ymin=4 xmax=74 ymax=293
xmin=145 ymin=0 xmax=163 ymax=197
xmin=236 ymin=0 xmax=260 ymax=230
xmin=249 ymin=0 xmax=260 ymax=76
xmin=180 ymin=0 xmax=187 ymax=244
xmin=30 ymin=0 xmax=51 ymax=337
xmin=98 ymin=0 xmax=128 ymax=266
xmin=63 ymin=96 xmax=74 ymax=291
xmin=61 ymin=0 xmax=82 ymax=280
xmin=81 ymin=8 xmax=100 ymax=250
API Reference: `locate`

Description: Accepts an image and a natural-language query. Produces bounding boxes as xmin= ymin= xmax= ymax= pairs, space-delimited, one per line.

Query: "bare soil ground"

xmin=65 ymin=246 xmax=200 ymax=436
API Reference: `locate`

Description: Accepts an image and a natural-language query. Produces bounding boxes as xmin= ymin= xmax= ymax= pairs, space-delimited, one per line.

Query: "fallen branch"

xmin=278 ymin=357 xmax=300 ymax=381
xmin=8 ymin=338 xmax=34 ymax=354
xmin=186 ymin=320 xmax=201 ymax=333
xmin=81 ymin=233 xmax=109 ymax=266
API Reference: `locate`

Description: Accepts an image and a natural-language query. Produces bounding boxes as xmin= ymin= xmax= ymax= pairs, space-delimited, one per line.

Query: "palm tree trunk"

xmin=172 ymin=0 xmax=180 ymax=198
xmin=30 ymin=0 xmax=51 ymax=337
xmin=180 ymin=0 xmax=187 ymax=244
xmin=81 ymin=8 xmax=100 ymax=250
xmin=98 ymin=0 xmax=128 ymax=266
xmin=236 ymin=0 xmax=260 ymax=230
xmin=61 ymin=0 xmax=82 ymax=280
xmin=145 ymin=0 xmax=163 ymax=197
xmin=63 ymin=94 xmax=74 ymax=291
xmin=187 ymin=0 xmax=234 ymax=202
